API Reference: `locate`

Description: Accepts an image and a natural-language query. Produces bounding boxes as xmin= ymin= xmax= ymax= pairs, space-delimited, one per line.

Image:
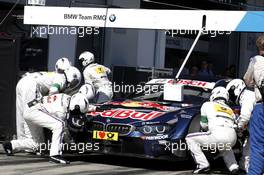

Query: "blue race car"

xmin=67 ymin=79 xmax=223 ymax=160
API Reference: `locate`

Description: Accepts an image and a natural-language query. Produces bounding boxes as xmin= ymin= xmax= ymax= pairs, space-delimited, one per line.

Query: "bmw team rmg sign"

xmin=24 ymin=6 xmax=264 ymax=32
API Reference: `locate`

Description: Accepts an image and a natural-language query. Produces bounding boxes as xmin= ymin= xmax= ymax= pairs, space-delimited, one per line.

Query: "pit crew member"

xmin=244 ymin=34 xmax=264 ymax=102
xmin=55 ymin=57 xmax=72 ymax=73
xmin=3 ymin=93 xmax=89 ymax=164
xmin=243 ymin=34 xmax=264 ymax=175
xmin=15 ymin=66 xmax=81 ymax=142
xmin=226 ymin=79 xmax=256 ymax=173
xmin=186 ymin=87 xmax=239 ymax=174
xmin=78 ymin=51 xmax=113 ymax=103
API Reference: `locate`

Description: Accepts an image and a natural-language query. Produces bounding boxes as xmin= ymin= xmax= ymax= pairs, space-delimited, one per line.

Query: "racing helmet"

xmin=69 ymin=93 xmax=89 ymax=114
xmin=213 ymin=79 xmax=231 ymax=89
xmin=210 ymin=86 xmax=229 ymax=102
xmin=226 ymin=79 xmax=246 ymax=104
xmin=64 ymin=66 xmax=82 ymax=90
xmin=78 ymin=51 xmax=94 ymax=67
xmin=78 ymin=84 xmax=95 ymax=100
xmin=55 ymin=57 xmax=71 ymax=73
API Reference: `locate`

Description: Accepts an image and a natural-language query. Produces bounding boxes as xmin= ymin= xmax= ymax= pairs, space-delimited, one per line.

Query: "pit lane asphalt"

xmin=0 ymin=147 xmax=234 ymax=175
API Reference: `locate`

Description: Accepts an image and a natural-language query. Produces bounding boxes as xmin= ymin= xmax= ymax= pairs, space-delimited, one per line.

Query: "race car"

xmin=67 ymin=78 xmax=239 ymax=160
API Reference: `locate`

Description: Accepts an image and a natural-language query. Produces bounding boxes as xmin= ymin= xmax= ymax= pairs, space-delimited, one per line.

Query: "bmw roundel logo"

xmin=109 ymin=14 xmax=116 ymax=22
xmin=106 ymin=119 xmax=111 ymax=123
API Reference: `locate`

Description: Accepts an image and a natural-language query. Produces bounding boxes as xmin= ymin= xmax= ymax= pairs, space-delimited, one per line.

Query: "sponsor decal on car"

xmin=88 ymin=110 xmax=165 ymax=121
xmin=93 ymin=130 xmax=119 ymax=141
xmin=108 ymin=101 xmax=170 ymax=111
xmin=180 ymin=114 xmax=193 ymax=119
xmin=143 ymin=134 xmax=169 ymax=140
xmin=145 ymin=79 xmax=215 ymax=89
xmin=176 ymin=79 xmax=215 ymax=89
xmin=146 ymin=79 xmax=175 ymax=85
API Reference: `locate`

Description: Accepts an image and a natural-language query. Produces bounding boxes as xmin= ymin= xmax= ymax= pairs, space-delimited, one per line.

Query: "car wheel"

xmin=187 ymin=114 xmax=201 ymax=134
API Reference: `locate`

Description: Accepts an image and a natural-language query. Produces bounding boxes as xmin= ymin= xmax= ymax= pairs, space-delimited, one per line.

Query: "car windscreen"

xmin=132 ymin=84 xmax=211 ymax=104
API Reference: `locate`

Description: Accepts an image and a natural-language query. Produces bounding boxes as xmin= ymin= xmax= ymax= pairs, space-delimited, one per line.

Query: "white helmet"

xmin=79 ymin=84 xmax=95 ymax=100
xmin=210 ymin=86 xmax=229 ymax=102
xmin=64 ymin=66 xmax=82 ymax=90
xmin=78 ymin=51 xmax=95 ymax=67
xmin=69 ymin=93 xmax=89 ymax=114
xmin=55 ymin=57 xmax=71 ymax=73
xmin=226 ymin=79 xmax=246 ymax=104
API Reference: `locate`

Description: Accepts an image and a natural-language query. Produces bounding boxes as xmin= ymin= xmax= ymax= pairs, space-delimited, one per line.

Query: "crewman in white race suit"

xmin=55 ymin=57 xmax=72 ymax=73
xmin=78 ymin=51 xmax=113 ymax=103
xmin=186 ymin=87 xmax=239 ymax=174
xmin=4 ymin=93 xmax=89 ymax=164
xmin=226 ymin=79 xmax=256 ymax=173
xmin=16 ymin=66 xmax=81 ymax=141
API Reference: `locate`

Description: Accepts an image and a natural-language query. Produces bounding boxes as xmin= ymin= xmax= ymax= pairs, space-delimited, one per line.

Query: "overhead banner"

xmin=24 ymin=6 xmax=108 ymax=27
xmin=24 ymin=6 xmax=264 ymax=32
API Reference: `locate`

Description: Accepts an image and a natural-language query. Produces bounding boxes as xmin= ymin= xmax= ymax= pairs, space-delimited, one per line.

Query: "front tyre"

xmin=187 ymin=114 xmax=201 ymax=134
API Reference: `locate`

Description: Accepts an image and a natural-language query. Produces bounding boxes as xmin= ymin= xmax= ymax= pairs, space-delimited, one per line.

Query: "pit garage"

xmin=0 ymin=0 xmax=263 ymax=174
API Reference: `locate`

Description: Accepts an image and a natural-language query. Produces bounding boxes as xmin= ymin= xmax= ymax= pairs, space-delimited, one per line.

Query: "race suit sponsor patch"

xmin=214 ymin=104 xmax=234 ymax=116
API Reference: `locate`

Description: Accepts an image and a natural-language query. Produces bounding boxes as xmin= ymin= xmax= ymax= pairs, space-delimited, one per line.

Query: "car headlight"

xmin=156 ymin=125 xmax=166 ymax=134
xmin=138 ymin=125 xmax=171 ymax=135
xmin=143 ymin=125 xmax=152 ymax=134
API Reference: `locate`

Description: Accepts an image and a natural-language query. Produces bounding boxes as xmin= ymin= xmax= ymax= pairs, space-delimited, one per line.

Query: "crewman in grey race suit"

xmin=186 ymin=87 xmax=239 ymax=174
xmin=244 ymin=34 xmax=264 ymax=102
xmin=78 ymin=51 xmax=113 ymax=103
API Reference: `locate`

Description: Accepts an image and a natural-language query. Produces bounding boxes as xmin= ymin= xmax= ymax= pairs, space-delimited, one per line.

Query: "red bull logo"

xmin=88 ymin=109 xmax=165 ymax=121
xmin=108 ymin=101 xmax=169 ymax=111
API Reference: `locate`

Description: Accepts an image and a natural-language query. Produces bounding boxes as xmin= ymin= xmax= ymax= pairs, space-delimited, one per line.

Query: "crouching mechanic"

xmin=226 ymin=79 xmax=256 ymax=173
xmin=15 ymin=66 xmax=81 ymax=147
xmin=3 ymin=93 xmax=90 ymax=164
xmin=186 ymin=87 xmax=239 ymax=174
xmin=78 ymin=51 xmax=113 ymax=103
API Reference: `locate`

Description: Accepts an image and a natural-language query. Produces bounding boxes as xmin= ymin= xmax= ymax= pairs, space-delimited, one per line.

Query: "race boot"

xmin=193 ymin=165 xmax=210 ymax=174
xmin=49 ymin=155 xmax=70 ymax=164
xmin=230 ymin=168 xmax=239 ymax=175
xmin=2 ymin=141 xmax=13 ymax=156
